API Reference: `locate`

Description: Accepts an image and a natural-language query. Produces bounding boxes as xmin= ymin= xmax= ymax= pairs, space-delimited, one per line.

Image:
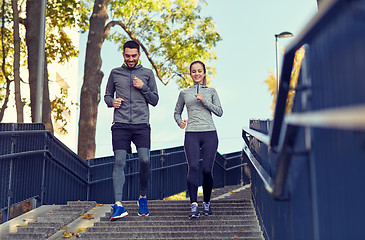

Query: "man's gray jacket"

xmin=104 ymin=62 xmax=159 ymax=124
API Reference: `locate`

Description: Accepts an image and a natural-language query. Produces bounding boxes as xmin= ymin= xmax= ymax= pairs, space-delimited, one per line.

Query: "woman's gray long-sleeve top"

xmin=174 ymin=84 xmax=223 ymax=132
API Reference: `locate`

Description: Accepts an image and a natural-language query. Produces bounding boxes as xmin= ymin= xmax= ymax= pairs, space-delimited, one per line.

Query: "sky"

xmin=78 ymin=0 xmax=318 ymax=157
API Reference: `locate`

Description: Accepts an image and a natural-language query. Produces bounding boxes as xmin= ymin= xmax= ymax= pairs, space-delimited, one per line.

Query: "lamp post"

xmin=35 ymin=0 xmax=47 ymax=123
xmin=275 ymin=31 xmax=293 ymax=95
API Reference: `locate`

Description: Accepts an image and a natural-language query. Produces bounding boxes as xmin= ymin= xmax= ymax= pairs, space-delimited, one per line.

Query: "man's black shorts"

xmin=111 ymin=123 xmax=151 ymax=153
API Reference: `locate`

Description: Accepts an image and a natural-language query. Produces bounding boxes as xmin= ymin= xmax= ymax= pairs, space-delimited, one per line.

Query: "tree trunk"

xmin=12 ymin=0 xmax=24 ymax=122
xmin=77 ymin=0 xmax=109 ymax=160
xmin=0 ymin=0 xmax=10 ymax=122
xmin=42 ymin=54 xmax=52 ymax=131
xmin=25 ymin=0 xmax=53 ymax=132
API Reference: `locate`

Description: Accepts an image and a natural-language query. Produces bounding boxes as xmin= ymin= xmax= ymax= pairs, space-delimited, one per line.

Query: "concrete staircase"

xmin=2 ymin=201 xmax=97 ymax=239
xmin=0 ymin=185 xmax=264 ymax=239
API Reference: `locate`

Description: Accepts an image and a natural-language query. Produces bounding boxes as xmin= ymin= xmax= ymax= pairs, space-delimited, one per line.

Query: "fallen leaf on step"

xmin=77 ymin=228 xmax=87 ymax=232
xmin=60 ymin=227 xmax=68 ymax=230
xmin=104 ymin=225 xmax=108 ymax=227
xmin=218 ymin=218 xmax=223 ymax=221
xmin=96 ymin=203 xmax=104 ymax=206
xmin=241 ymin=228 xmax=245 ymax=231
xmin=81 ymin=213 xmax=94 ymax=219
xmin=63 ymin=231 xmax=72 ymax=238
xmin=233 ymin=235 xmax=239 ymax=238
xmin=48 ymin=210 xmax=54 ymax=213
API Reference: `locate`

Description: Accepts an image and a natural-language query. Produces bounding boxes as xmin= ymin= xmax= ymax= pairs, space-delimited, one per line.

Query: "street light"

xmin=275 ymin=31 xmax=293 ymax=95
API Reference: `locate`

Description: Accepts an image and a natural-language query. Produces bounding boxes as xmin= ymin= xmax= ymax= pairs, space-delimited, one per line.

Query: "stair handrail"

xmin=241 ymin=0 xmax=359 ymax=198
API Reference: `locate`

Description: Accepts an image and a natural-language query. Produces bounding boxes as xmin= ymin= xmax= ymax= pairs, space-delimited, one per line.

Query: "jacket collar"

xmin=190 ymin=83 xmax=207 ymax=88
xmin=122 ymin=59 xmax=142 ymax=69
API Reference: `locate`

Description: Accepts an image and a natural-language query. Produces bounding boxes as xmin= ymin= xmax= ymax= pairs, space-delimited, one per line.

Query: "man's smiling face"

xmin=123 ymin=48 xmax=141 ymax=68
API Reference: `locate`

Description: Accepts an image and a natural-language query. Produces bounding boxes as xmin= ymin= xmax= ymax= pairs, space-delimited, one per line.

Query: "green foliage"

xmin=103 ymin=0 xmax=221 ymax=88
xmin=265 ymin=46 xmax=305 ymax=115
xmin=46 ymin=0 xmax=82 ymax=63
xmin=50 ymin=88 xmax=75 ymax=134
xmin=264 ymin=70 xmax=276 ymax=115
xmin=0 ymin=1 xmax=15 ymax=105
xmin=1 ymin=0 xmax=82 ymax=126
xmin=77 ymin=0 xmax=92 ymax=33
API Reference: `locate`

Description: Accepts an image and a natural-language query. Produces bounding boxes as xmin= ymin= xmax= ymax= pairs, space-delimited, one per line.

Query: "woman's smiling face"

xmin=190 ymin=63 xmax=206 ymax=84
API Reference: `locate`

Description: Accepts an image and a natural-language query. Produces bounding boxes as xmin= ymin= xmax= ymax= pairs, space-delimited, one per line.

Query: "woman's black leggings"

xmin=184 ymin=131 xmax=218 ymax=203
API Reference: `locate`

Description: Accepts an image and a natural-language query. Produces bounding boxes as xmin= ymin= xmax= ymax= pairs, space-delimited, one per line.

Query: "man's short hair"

xmin=123 ymin=40 xmax=140 ymax=52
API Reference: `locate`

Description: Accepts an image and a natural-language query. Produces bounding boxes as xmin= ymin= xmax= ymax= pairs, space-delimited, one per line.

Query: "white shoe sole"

xmin=137 ymin=199 xmax=149 ymax=216
xmin=110 ymin=211 xmax=128 ymax=221
xmin=189 ymin=214 xmax=200 ymax=219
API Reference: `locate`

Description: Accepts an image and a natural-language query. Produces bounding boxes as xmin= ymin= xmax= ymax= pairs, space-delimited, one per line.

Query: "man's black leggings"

xmin=184 ymin=131 xmax=218 ymax=203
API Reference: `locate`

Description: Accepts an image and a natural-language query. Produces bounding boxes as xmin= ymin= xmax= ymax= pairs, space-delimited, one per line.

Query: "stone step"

xmin=2 ymin=186 xmax=264 ymax=240
xmin=3 ymin=233 xmax=49 ymax=239
xmin=94 ymin=219 xmax=259 ymax=227
xmin=4 ymin=202 xmax=98 ymax=239
xmin=99 ymin=214 xmax=258 ymax=222
xmin=121 ymin=199 xmax=252 ymax=205
xmin=78 ymin=230 xmax=263 ymax=239
xmin=16 ymin=226 xmax=57 ymax=234
xmin=42 ymin=212 xmax=82 ymax=218
xmin=103 ymin=210 xmax=256 ymax=218
xmin=57 ymin=206 xmax=95 ymax=211
xmin=27 ymin=222 xmax=63 ymax=228
xmin=36 ymin=215 xmax=75 ymax=223
xmin=104 ymin=206 xmax=255 ymax=212
xmin=79 ymin=238 xmax=262 ymax=240
xmin=85 ymin=224 xmax=261 ymax=233
xmin=66 ymin=201 xmax=97 ymax=206
xmin=118 ymin=202 xmax=254 ymax=208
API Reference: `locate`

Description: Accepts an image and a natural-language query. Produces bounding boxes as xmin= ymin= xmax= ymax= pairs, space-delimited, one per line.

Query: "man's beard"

xmin=127 ymin=61 xmax=137 ymax=67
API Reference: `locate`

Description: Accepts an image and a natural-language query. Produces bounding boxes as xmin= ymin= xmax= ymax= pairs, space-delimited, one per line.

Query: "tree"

xmin=25 ymin=0 xmax=53 ymax=131
xmin=0 ymin=0 xmax=80 ymax=134
xmin=24 ymin=0 xmax=80 ymax=131
xmin=78 ymin=0 xmax=221 ymax=159
xmin=0 ymin=0 xmax=12 ymax=121
xmin=11 ymin=0 xmax=23 ymax=122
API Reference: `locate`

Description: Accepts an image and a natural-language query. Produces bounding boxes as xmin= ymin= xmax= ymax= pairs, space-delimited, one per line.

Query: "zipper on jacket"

xmin=129 ymin=70 xmax=133 ymax=123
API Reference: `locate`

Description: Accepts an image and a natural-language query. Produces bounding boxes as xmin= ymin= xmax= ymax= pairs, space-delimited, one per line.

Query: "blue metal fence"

xmin=0 ymin=123 xmax=243 ymax=223
xmin=87 ymin=147 xmax=243 ymax=203
xmin=242 ymin=1 xmax=365 ymax=239
xmin=0 ymin=123 xmax=89 ymax=223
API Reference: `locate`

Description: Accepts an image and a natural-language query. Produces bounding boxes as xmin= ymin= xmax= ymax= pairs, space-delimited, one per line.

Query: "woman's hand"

xmin=195 ymin=94 xmax=204 ymax=102
xmin=113 ymin=98 xmax=124 ymax=108
xmin=179 ymin=120 xmax=187 ymax=129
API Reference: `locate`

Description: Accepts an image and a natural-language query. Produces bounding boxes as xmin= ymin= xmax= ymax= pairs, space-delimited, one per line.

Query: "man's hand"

xmin=133 ymin=76 xmax=144 ymax=89
xmin=113 ymin=98 xmax=124 ymax=108
xmin=179 ymin=120 xmax=187 ymax=129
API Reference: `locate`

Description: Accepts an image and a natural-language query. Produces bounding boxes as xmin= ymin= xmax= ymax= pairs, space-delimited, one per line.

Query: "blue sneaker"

xmin=189 ymin=203 xmax=200 ymax=219
xmin=138 ymin=198 xmax=149 ymax=216
xmin=203 ymin=202 xmax=212 ymax=216
xmin=110 ymin=204 xmax=128 ymax=221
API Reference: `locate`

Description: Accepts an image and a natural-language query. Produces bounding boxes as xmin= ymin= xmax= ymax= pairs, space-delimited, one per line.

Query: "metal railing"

xmin=0 ymin=123 xmax=244 ymax=223
xmin=0 ymin=123 xmax=89 ymax=223
xmin=241 ymin=0 xmax=365 ymax=239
